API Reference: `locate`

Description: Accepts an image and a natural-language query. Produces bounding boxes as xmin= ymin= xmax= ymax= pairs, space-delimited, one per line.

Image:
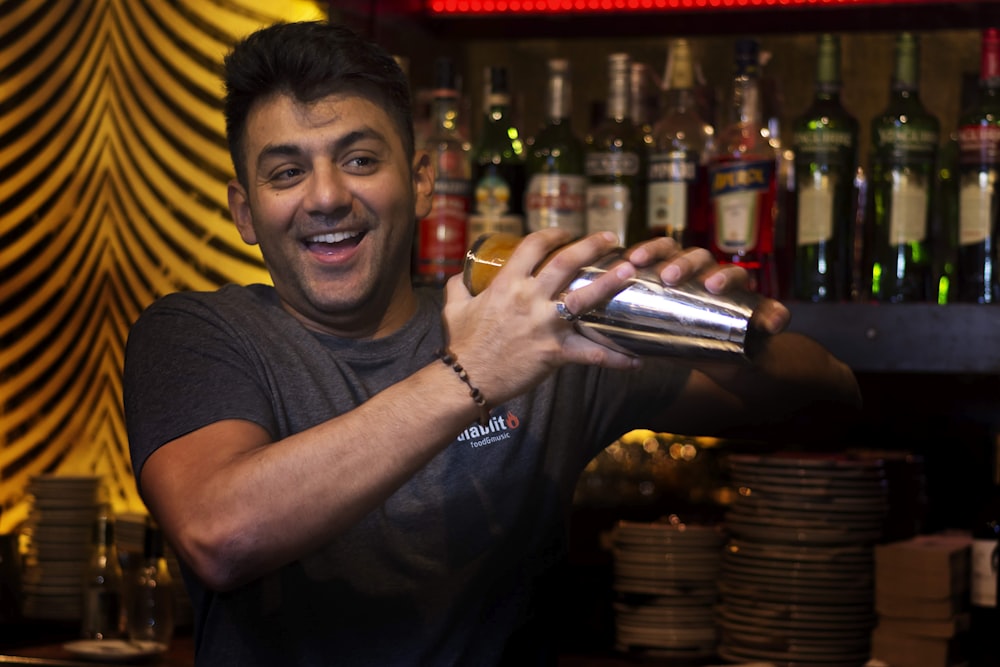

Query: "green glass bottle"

xmin=791 ymin=34 xmax=859 ymax=302
xmin=470 ymin=65 xmax=526 ymax=237
xmin=585 ymin=52 xmax=647 ymax=247
xmin=868 ymin=33 xmax=940 ymax=303
xmin=524 ymin=58 xmax=587 ymax=239
xmin=956 ymin=28 xmax=1000 ymax=304
xmin=931 ymin=133 xmax=960 ymax=305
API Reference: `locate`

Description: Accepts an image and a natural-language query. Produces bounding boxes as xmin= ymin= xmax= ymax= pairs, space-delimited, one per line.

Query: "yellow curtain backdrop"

xmin=0 ymin=0 xmax=328 ymax=533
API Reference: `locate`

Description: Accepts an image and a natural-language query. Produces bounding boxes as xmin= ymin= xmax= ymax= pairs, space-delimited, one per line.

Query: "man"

xmin=123 ymin=20 xmax=860 ymax=666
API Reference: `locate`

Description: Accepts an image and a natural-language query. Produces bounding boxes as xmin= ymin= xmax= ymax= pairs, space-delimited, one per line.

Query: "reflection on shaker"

xmin=464 ymin=232 xmax=765 ymax=363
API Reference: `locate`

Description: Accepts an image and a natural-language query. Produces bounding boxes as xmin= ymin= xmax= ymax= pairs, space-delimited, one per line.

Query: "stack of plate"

xmin=20 ymin=475 xmax=105 ymax=621
xmin=611 ymin=517 xmax=725 ymax=660
xmin=716 ymin=453 xmax=887 ymax=666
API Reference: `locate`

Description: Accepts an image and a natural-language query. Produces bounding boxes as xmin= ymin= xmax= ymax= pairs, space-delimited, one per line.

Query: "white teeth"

xmin=307 ymin=230 xmax=361 ymax=244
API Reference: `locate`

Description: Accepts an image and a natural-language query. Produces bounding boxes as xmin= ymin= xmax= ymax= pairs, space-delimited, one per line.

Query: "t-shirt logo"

xmin=457 ymin=409 xmax=521 ymax=449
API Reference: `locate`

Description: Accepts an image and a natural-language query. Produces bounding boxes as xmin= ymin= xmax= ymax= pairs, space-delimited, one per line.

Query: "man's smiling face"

xmin=228 ymin=91 xmax=433 ymax=338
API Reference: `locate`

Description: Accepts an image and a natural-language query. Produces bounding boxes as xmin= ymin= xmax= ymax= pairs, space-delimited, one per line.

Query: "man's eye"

xmin=274 ymin=168 xmax=302 ymax=180
xmin=346 ymin=156 xmax=377 ymax=172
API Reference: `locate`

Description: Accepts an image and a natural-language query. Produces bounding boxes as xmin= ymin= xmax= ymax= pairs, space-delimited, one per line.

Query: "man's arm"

xmin=136 ymin=230 xmax=641 ymax=592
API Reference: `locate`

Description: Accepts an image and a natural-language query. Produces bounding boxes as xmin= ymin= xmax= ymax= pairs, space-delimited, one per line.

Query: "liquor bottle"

xmin=931 ymin=132 xmax=960 ymax=304
xmin=585 ymin=52 xmax=646 ymax=247
xmin=414 ymin=57 xmax=472 ymax=288
xmin=790 ymin=34 xmax=859 ymax=302
xmin=470 ymin=65 xmax=526 ymax=238
xmin=970 ymin=434 xmax=1000 ymax=667
xmin=524 ymin=58 xmax=587 ymax=239
xmin=957 ymin=28 xmax=1000 ymax=304
xmin=646 ymin=39 xmax=715 ymax=246
xmin=127 ymin=518 xmax=175 ymax=646
xmin=707 ymin=38 xmax=780 ymax=297
xmin=630 ymin=61 xmax=657 ymax=141
xmin=867 ymin=33 xmax=940 ymax=303
xmin=81 ymin=511 xmax=126 ymax=640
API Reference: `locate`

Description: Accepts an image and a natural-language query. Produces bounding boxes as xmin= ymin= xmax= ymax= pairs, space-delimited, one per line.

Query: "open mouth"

xmin=304 ymin=230 xmax=365 ymax=254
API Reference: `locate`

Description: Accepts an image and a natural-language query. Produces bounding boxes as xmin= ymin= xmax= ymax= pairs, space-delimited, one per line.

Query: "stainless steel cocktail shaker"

xmin=464 ymin=233 xmax=764 ymax=363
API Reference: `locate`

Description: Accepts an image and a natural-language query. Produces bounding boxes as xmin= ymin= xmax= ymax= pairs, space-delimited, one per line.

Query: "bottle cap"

xmin=433 ymin=57 xmax=457 ymax=96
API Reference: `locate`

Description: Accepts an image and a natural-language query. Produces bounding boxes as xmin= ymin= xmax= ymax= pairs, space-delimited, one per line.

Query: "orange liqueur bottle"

xmin=707 ymin=38 xmax=779 ymax=297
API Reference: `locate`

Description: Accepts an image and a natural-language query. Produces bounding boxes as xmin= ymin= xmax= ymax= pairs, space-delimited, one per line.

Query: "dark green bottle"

xmin=931 ymin=133 xmax=960 ymax=305
xmin=470 ymin=65 xmax=526 ymax=235
xmin=524 ymin=58 xmax=587 ymax=238
xmin=585 ymin=52 xmax=647 ymax=247
xmin=868 ymin=33 xmax=940 ymax=303
xmin=956 ymin=28 xmax=1000 ymax=304
xmin=791 ymin=34 xmax=859 ymax=302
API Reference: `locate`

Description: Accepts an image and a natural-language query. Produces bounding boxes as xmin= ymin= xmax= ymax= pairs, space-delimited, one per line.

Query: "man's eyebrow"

xmin=255 ymin=128 xmax=391 ymax=169
xmin=256 ymin=143 xmax=303 ymax=169
xmin=332 ymin=127 xmax=391 ymax=152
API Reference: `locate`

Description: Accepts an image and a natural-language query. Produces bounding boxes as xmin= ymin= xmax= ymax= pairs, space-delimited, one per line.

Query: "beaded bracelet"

xmin=436 ymin=348 xmax=491 ymax=426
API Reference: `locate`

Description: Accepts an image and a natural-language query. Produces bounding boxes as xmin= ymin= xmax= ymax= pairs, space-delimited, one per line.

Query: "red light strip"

xmin=427 ymin=0 xmax=942 ymax=14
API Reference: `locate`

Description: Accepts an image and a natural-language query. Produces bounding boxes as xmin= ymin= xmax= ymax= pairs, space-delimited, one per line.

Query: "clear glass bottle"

xmin=470 ymin=65 xmax=526 ymax=234
xmin=127 ymin=518 xmax=175 ymax=647
xmin=957 ymin=28 xmax=1000 ymax=304
xmin=81 ymin=511 xmax=126 ymax=640
xmin=791 ymin=34 xmax=860 ymax=302
xmin=414 ymin=57 xmax=472 ymax=289
xmin=585 ymin=52 xmax=647 ymax=247
xmin=647 ymin=39 xmax=715 ymax=245
xmin=867 ymin=33 xmax=940 ymax=303
xmin=707 ymin=38 xmax=780 ymax=297
xmin=524 ymin=58 xmax=587 ymax=239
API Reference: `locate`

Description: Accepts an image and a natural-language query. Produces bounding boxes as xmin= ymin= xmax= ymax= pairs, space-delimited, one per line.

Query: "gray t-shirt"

xmin=123 ymin=284 xmax=688 ymax=666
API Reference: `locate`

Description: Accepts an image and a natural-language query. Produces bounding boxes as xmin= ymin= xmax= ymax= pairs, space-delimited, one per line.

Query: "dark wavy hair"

xmin=223 ymin=21 xmax=414 ymax=187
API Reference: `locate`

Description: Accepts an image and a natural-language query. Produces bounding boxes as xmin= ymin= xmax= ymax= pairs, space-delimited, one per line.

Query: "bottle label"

xmin=709 ymin=159 xmax=775 ymax=253
xmin=474 ymin=171 xmax=513 ymax=218
xmin=585 ymin=152 xmax=640 ymax=178
xmin=960 ymin=173 xmax=996 ymax=246
xmin=647 ymin=153 xmax=698 ymax=234
xmin=525 ymin=174 xmax=586 ymax=237
xmin=797 ymin=175 xmax=836 ymax=246
xmin=648 ymin=181 xmax=688 ymax=236
xmin=958 ymin=124 xmax=1000 ymax=164
xmin=793 ymin=129 xmax=855 ymax=153
xmin=971 ymin=537 xmax=999 ymax=608
xmin=585 ymin=183 xmax=631 ymax=246
xmin=888 ymin=170 xmax=929 ymax=244
xmin=416 ymin=178 xmax=470 ymax=278
xmin=877 ymin=127 xmax=939 ymax=153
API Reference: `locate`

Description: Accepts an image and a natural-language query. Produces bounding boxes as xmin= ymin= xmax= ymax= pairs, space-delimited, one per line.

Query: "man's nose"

xmin=304 ymin=164 xmax=352 ymax=215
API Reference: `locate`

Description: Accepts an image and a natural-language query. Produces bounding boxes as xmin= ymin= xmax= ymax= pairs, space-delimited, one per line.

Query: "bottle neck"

xmin=544 ymin=64 xmax=572 ymax=123
xmin=664 ymin=41 xmax=697 ymax=114
xmin=892 ymin=34 xmax=920 ymax=94
xmin=733 ymin=74 xmax=763 ymax=129
xmin=484 ymin=96 xmax=511 ymax=125
xmin=606 ymin=56 xmax=630 ymax=122
xmin=432 ymin=92 xmax=461 ymax=134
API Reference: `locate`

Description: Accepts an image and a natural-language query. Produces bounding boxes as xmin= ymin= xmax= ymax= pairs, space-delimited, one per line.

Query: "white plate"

xmin=63 ymin=639 xmax=167 ymax=662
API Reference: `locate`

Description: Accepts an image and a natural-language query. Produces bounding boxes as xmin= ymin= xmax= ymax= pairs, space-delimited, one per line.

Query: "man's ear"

xmin=412 ymin=150 xmax=435 ymax=220
xmin=228 ymin=179 xmax=258 ymax=245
